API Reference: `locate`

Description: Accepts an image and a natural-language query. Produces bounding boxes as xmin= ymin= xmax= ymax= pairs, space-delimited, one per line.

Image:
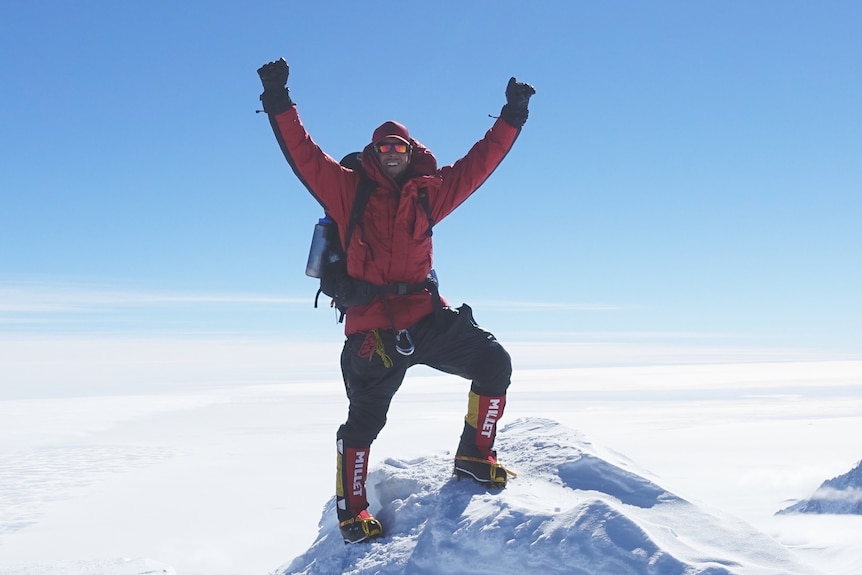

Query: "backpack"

xmin=308 ymin=152 xmax=437 ymax=322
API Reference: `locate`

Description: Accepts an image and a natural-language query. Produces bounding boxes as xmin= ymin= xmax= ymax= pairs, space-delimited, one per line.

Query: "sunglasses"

xmin=375 ymin=142 xmax=409 ymax=154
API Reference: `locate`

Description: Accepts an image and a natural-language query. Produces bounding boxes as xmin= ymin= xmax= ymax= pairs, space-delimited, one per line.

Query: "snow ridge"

xmin=278 ymin=418 xmax=817 ymax=575
xmin=778 ymin=459 xmax=862 ymax=515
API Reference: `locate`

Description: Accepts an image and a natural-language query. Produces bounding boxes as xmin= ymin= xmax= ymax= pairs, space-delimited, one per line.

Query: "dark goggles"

xmin=375 ymin=142 xmax=409 ymax=154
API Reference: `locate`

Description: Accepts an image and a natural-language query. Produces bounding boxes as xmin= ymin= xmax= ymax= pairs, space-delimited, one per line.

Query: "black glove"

xmin=257 ymin=58 xmax=293 ymax=115
xmin=500 ymin=77 xmax=535 ymax=128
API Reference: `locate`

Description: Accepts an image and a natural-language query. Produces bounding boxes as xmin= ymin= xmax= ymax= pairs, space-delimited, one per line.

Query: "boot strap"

xmin=339 ymin=514 xmax=381 ymax=530
xmin=454 ymin=455 xmax=518 ymax=479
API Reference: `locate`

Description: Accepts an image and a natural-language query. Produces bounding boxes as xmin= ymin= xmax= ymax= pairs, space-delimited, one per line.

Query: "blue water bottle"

xmin=305 ymin=217 xmax=332 ymax=278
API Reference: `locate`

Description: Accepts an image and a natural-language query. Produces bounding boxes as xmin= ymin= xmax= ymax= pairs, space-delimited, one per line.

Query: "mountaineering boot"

xmin=453 ymin=392 xmax=514 ymax=488
xmin=336 ymin=440 xmax=383 ymax=543
xmin=454 ymin=452 xmax=511 ymax=487
xmin=339 ymin=509 xmax=383 ymax=544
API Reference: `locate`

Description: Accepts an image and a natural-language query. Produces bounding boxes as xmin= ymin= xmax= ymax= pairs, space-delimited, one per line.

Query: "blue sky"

xmin=1 ymin=1 xmax=860 ymax=355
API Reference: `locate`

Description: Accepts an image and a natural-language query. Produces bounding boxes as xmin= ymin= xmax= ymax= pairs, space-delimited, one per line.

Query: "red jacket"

xmin=269 ymin=106 xmax=520 ymax=334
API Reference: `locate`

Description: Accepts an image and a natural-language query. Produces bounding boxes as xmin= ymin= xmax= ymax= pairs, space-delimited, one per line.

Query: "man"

xmin=257 ymin=58 xmax=534 ymax=543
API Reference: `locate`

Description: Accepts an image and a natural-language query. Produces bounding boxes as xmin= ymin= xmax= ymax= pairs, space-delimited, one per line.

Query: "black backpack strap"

xmin=344 ymin=174 xmax=375 ymax=256
xmin=417 ymin=187 xmax=434 ymax=237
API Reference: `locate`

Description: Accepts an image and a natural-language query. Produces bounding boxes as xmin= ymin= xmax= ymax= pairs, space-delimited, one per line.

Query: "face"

xmin=375 ymin=138 xmax=410 ymax=179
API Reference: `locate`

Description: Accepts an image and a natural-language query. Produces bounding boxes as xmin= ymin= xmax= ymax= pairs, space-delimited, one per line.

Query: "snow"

xmin=779 ymin=460 xmax=862 ymax=515
xmin=1 ymin=338 xmax=861 ymax=575
xmin=282 ymin=419 xmax=815 ymax=575
xmin=0 ymin=559 xmax=174 ymax=575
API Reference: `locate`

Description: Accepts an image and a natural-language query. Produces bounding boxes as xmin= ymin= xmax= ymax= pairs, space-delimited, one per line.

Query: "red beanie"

xmin=372 ymin=120 xmax=410 ymax=145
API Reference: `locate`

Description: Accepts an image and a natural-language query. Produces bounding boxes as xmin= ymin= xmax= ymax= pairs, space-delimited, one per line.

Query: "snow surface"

xmin=0 ymin=559 xmax=174 ymax=575
xmin=281 ymin=418 xmax=816 ymax=575
xmin=2 ymin=338 xmax=861 ymax=575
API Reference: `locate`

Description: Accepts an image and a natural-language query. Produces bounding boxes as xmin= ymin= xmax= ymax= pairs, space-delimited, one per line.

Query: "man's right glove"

xmin=500 ymin=77 xmax=536 ymax=128
xmin=257 ymin=58 xmax=293 ymax=115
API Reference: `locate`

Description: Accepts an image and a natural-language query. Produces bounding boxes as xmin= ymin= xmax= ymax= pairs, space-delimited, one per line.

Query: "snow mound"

xmin=778 ymin=459 xmax=862 ymax=515
xmin=278 ymin=418 xmax=817 ymax=575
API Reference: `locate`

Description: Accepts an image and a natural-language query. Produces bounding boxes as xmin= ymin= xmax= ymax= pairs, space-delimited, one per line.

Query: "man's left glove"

xmin=257 ymin=58 xmax=293 ymax=115
xmin=500 ymin=77 xmax=536 ymax=128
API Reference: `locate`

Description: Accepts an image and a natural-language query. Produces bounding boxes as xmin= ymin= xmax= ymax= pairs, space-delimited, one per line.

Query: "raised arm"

xmin=257 ymin=59 xmax=356 ymax=221
xmin=431 ymin=77 xmax=536 ymax=222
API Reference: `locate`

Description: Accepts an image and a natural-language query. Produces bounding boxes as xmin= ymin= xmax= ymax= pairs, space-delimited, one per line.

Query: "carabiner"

xmin=395 ymin=329 xmax=415 ymax=356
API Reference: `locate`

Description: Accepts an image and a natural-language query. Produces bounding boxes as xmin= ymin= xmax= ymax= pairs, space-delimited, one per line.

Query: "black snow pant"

xmin=337 ymin=304 xmax=512 ymax=449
